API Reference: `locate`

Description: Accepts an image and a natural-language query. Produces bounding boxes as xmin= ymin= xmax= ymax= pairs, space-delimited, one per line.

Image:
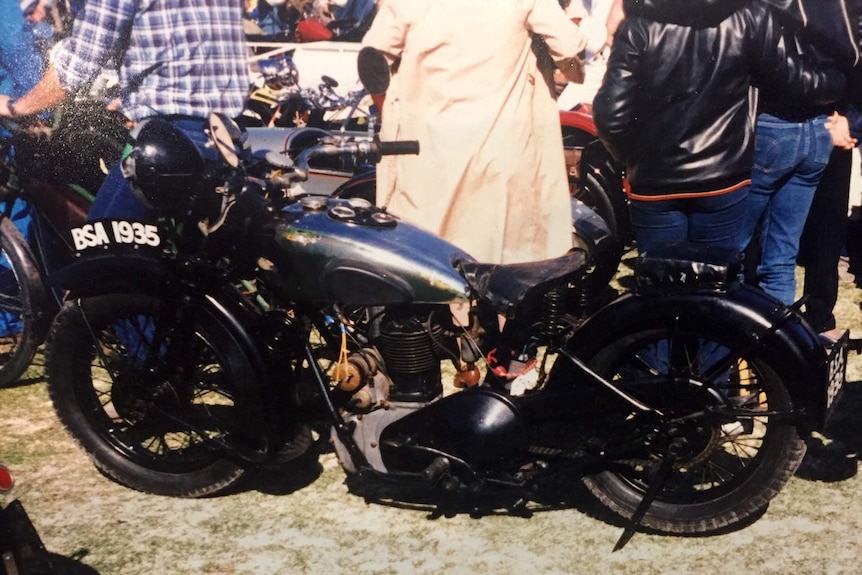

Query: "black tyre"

xmin=45 ymin=294 xmax=251 ymax=497
xmin=0 ymin=215 xmax=47 ymax=387
xmin=565 ymin=325 xmax=805 ymax=534
xmin=244 ymin=99 xmax=275 ymax=127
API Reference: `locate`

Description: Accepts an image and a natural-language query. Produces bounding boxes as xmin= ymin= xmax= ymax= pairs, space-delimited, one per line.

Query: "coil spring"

xmin=562 ymin=266 xmax=597 ymax=316
xmin=541 ymin=287 xmax=567 ymax=338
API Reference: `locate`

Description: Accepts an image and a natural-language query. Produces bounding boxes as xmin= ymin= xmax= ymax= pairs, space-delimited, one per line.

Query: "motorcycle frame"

xmin=49 ymin=236 xmax=837 ymax=476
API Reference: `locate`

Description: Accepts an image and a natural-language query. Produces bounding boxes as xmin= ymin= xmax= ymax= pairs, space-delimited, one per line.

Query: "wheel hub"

xmin=111 ymin=369 xmax=182 ymax=422
xmin=641 ymin=380 xmax=730 ymax=468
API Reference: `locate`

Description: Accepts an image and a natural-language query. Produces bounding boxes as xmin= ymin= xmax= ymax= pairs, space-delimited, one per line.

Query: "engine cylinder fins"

xmin=378 ymin=317 xmax=443 ymax=374
xmin=378 ymin=315 xmax=445 ymax=402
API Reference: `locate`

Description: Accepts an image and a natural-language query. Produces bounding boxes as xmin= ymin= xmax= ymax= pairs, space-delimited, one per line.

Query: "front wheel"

xmin=556 ymin=324 xmax=806 ymax=535
xmin=45 ymin=294 xmax=253 ymax=497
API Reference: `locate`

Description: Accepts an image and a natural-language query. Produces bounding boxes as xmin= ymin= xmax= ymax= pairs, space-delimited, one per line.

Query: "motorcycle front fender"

xmin=561 ymin=283 xmax=834 ymax=432
xmin=48 ymin=251 xmax=169 ymax=297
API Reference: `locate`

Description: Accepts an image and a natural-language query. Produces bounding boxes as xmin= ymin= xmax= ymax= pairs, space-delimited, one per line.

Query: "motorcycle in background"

xmin=38 ymin=48 xmax=848 ymax=548
xmin=0 ymin=102 xmax=128 ymax=387
xmin=0 ymin=465 xmax=11 ymax=492
xmin=0 ymin=465 xmax=89 ymax=574
xmin=242 ymin=51 xmax=374 ymax=131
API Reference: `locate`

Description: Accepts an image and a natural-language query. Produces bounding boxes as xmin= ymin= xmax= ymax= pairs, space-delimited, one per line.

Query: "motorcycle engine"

xmin=332 ymin=311 xmax=451 ymax=473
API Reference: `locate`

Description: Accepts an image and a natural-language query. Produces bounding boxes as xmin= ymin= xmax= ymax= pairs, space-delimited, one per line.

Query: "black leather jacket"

xmin=759 ymin=1 xmax=860 ymax=121
xmin=593 ymin=0 xmax=847 ymax=199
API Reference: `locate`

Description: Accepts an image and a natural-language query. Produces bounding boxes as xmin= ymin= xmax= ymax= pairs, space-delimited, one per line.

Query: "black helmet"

xmin=122 ymin=118 xmax=206 ymax=216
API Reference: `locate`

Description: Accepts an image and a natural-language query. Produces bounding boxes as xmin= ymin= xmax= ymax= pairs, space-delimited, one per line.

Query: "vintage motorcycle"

xmin=40 ymin=49 xmax=846 ymax=547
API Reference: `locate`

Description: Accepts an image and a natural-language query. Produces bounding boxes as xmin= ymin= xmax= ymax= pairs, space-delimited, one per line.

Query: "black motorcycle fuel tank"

xmin=261 ymin=195 xmax=474 ymax=306
xmin=378 ymin=388 xmax=530 ymax=473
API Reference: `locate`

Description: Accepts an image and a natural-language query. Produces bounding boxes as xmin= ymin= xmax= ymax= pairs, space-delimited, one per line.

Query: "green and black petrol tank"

xmin=260 ymin=196 xmax=473 ymax=306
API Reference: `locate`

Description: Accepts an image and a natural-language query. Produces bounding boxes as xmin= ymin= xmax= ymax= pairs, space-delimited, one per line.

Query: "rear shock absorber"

xmin=541 ymin=287 xmax=567 ymax=339
xmin=566 ymin=269 xmax=595 ymax=317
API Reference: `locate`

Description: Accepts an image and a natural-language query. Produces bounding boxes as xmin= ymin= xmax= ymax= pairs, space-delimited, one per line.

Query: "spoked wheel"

xmin=45 ymin=294 xmax=255 ymax=497
xmin=0 ymin=213 xmax=47 ymax=387
xmin=575 ymin=326 xmax=805 ymax=535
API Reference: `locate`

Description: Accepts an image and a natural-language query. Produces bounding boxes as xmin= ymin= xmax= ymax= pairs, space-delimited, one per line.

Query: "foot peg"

xmin=421 ymin=457 xmax=450 ymax=484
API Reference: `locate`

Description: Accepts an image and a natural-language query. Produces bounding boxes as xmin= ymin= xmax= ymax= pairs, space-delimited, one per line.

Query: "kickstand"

xmin=612 ymin=440 xmax=680 ymax=552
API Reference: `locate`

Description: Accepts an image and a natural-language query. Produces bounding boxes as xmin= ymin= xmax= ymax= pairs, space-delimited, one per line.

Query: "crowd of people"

xmin=594 ymin=0 xmax=861 ymax=341
xmin=244 ymin=0 xmax=377 ymax=41
xmin=0 ymin=0 xmax=860 ymax=359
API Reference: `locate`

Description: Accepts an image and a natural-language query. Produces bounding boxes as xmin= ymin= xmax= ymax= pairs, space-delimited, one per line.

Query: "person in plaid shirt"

xmin=0 ymin=0 xmax=250 ymax=220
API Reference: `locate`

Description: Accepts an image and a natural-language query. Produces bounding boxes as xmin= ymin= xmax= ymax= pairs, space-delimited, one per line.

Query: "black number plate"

xmin=70 ymin=219 xmax=161 ymax=251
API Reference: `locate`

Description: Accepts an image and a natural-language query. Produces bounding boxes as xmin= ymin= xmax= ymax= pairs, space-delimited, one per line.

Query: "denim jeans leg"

xmin=753 ymin=116 xmax=831 ymax=304
xmin=688 ymin=186 xmax=749 ymax=252
xmin=88 ymin=161 xmax=154 ymax=222
xmin=629 ymin=198 xmax=688 ymax=253
xmin=631 ymin=187 xmax=749 ymax=253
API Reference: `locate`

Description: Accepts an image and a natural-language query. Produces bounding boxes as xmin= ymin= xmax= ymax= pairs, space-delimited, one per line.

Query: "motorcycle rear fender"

xmin=559 ymin=109 xmax=597 ymax=135
xmin=50 ymin=253 xmax=293 ymax=463
xmin=563 ymin=284 xmax=832 ymax=432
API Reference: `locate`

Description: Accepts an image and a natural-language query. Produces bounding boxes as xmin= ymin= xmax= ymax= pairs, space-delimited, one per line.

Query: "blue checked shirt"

xmin=53 ymin=0 xmax=249 ymax=122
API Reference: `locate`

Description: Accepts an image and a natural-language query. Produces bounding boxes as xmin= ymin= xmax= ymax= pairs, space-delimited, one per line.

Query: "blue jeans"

xmin=744 ymin=113 xmax=833 ymax=305
xmin=629 ymin=186 xmax=749 ymax=253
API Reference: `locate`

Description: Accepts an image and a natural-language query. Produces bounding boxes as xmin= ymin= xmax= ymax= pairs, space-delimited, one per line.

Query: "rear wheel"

xmin=560 ymin=325 xmax=805 ymax=534
xmin=45 ymin=294 xmax=253 ymax=497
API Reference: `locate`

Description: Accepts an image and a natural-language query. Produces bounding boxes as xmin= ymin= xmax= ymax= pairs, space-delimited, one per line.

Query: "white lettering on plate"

xmin=71 ymin=221 xmax=161 ymax=251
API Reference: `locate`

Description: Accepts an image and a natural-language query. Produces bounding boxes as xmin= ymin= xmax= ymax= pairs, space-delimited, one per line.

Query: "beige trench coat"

xmin=363 ymin=0 xmax=586 ymax=264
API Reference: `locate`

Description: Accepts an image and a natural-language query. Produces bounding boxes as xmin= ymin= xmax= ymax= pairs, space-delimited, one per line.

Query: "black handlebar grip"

xmin=377 ymin=140 xmax=420 ymax=156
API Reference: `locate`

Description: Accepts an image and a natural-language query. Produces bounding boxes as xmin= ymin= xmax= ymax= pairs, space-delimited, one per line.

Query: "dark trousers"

xmin=798 ymin=148 xmax=853 ymax=332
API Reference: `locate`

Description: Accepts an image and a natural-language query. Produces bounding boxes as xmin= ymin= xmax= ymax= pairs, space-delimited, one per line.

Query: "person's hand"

xmin=0 ymin=95 xmax=12 ymax=118
xmin=606 ymin=0 xmax=625 ymax=45
xmin=553 ymin=69 xmax=569 ymax=95
xmin=826 ymin=112 xmax=858 ymax=150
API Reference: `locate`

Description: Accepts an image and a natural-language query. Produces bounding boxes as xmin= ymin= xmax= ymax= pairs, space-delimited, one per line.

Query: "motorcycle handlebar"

xmin=377 ymin=140 xmax=420 ymax=157
xmin=288 ymin=138 xmax=420 ymax=183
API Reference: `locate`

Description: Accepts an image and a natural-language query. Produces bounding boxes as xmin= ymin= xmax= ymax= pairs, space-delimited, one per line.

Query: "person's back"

xmin=741 ymin=4 xmax=857 ymax=309
xmin=592 ymin=0 xmax=845 ymax=253
xmin=363 ymin=0 xmax=586 ymax=264
xmin=52 ymin=0 xmax=248 ymax=124
xmin=594 ymin=0 xmax=845 ymax=199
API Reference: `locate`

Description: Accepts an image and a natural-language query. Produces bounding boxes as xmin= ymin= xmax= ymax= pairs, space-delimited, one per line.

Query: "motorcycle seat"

xmin=456 ymin=248 xmax=588 ymax=315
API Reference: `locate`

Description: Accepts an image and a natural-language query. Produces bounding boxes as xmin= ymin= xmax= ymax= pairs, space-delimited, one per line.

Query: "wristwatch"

xmin=6 ymin=99 xmax=17 ymax=117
